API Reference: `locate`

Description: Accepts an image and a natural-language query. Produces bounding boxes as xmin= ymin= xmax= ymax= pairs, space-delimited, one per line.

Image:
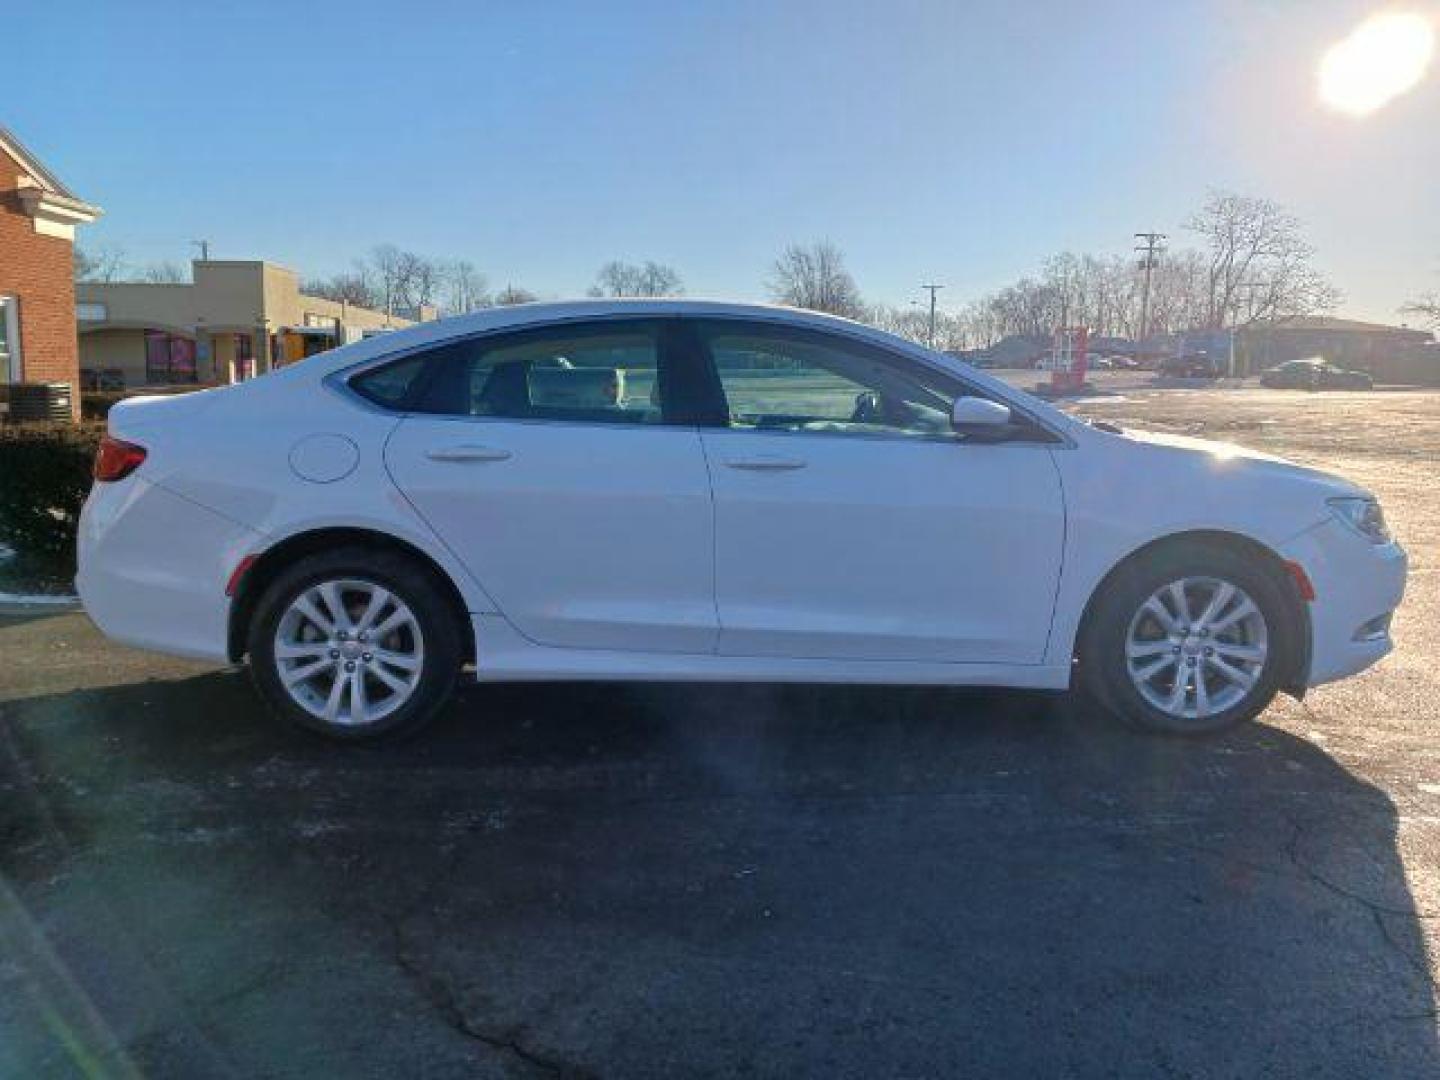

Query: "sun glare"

xmin=1318 ymin=12 xmax=1436 ymax=116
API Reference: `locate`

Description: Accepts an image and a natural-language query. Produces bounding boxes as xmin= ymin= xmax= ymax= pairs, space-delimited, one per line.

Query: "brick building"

xmin=0 ymin=126 xmax=102 ymax=417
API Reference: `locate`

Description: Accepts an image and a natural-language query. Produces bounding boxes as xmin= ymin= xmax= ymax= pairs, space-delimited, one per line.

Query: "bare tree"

xmin=1185 ymin=191 xmax=1339 ymax=328
xmin=767 ymin=241 xmax=865 ymax=318
xmin=444 ymin=260 xmax=489 ymax=315
xmin=1399 ymin=292 xmax=1440 ymax=329
xmin=588 ymin=260 xmax=684 ymax=298
xmin=304 ymin=267 xmax=380 ymax=309
xmin=74 ymin=245 xmax=128 ymax=283
xmin=308 ymin=252 xmax=490 ymax=316
xmin=369 ymin=244 xmax=415 ymax=318
xmin=402 ymin=253 xmax=444 ymax=313
xmin=493 ymin=284 xmax=538 ymax=306
xmin=867 ymin=303 xmax=970 ymax=351
xmin=137 ymin=261 xmax=188 ymax=284
xmin=935 ymin=203 xmax=1336 ymax=351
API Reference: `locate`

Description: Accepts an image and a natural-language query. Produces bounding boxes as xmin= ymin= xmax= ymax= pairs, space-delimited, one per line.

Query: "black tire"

xmin=1078 ymin=542 xmax=1296 ymax=736
xmin=247 ymin=546 xmax=463 ymax=743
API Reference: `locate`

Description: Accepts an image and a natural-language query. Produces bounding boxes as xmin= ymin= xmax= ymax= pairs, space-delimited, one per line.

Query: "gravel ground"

xmin=1 ymin=385 xmax=1437 ymax=1078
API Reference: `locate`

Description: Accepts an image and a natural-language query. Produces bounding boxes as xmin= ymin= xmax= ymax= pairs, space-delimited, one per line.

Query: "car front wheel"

xmin=247 ymin=547 xmax=463 ymax=742
xmin=1081 ymin=544 xmax=1294 ymax=735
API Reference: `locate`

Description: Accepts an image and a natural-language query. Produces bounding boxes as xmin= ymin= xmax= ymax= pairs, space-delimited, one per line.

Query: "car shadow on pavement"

xmin=1 ymin=670 xmax=1436 ymax=1078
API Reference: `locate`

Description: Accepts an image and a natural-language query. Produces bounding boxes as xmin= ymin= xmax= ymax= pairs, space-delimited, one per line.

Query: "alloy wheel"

xmin=1124 ymin=576 xmax=1269 ymax=723
xmin=272 ymin=578 xmax=425 ymax=727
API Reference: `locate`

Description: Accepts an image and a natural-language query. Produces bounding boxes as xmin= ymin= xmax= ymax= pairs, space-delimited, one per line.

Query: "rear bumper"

xmin=77 ymin=476 xmax=260 ymax=663
xmin=1279 ymin=519 xmax=1407 ymax=687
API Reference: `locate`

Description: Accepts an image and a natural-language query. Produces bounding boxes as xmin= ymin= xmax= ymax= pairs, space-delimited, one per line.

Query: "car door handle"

xmin=723 ymin=455 xmax=807 ymax=471
xmin=425 ymin=445 xmax=513 ymax=463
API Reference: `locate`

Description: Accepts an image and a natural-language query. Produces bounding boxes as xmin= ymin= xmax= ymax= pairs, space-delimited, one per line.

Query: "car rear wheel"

xmin=248 ymin=547 xmax=463 ymax=742
xmin=1080 ymin=543 xmax=1294 ymax=735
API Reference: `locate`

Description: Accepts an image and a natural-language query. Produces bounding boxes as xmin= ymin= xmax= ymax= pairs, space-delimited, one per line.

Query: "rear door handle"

xmin=425 ymin=445 xmax=512 ymax=463
xmin=723 ymin=455 xmax=807 ymax=471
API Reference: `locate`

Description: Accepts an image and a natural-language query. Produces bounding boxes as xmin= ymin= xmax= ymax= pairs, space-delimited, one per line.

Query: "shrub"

xmin=81 ymin=384 xmax=216 ymax=422
xmin=81 ymin=390 xmax=129 ymax=421
xmin=0 ymin=422 xmax=105 ymax=590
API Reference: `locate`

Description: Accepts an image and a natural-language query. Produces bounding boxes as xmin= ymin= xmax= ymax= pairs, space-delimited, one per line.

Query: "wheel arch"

xmin=1070 ymin=528 xmax=1312 ymax=697
xmin=227 ymin=526 xmax=476 ymax=665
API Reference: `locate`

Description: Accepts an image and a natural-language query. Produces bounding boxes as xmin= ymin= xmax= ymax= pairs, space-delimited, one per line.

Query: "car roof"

xmin=296 ymin=299 xmax=876 ymax=376
xmin=296 ymin=297 xmax=1025 ymax=390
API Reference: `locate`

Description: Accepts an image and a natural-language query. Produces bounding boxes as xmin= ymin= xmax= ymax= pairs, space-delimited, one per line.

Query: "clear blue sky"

xmin=9 ymin=0 xmax=1439 ymax=321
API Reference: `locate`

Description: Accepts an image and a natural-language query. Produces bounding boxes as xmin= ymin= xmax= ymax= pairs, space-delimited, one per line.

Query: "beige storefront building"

xmin=77 ymin=260 xmax=416 ymax=388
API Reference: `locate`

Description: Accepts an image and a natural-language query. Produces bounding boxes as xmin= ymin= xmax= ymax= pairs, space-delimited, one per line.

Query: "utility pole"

xmin=920 ymin=283 xmax=944 ymax=350
xmin=1134 ymin=232 xmax=1166 ymax=361
xmin=1234 ymin=281 xmax=1266 ymax=377
xmin=191 ymin=239 xmax=211 ymax=262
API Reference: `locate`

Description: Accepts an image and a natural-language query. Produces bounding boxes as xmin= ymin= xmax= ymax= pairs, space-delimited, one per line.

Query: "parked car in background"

xmin=1159 ymin=350 xmax=1223 ymax=379
xmin=1260 ymin=357 xmax=1374 ymax=391
xmin=77 ymin=300 xmax=1406 ymax=743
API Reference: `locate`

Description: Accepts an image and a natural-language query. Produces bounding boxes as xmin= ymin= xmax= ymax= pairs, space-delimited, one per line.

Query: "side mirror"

xmin=952 ymin=395 xmax=1012 ymax=435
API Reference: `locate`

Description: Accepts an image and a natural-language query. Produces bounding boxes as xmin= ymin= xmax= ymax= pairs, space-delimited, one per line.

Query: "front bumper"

xmin=1279 ymin=518 xmax=1407 ymax=687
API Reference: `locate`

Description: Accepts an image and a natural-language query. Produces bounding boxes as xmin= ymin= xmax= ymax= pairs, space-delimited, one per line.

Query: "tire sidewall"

xmin=1084 ymin=545 xmax=1295 ymax=736
xmin=248 ymin=549 xmax=461 ymax=742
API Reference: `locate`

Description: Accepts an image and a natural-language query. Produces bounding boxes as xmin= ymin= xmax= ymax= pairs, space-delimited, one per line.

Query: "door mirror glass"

xmin=951 ymin=395 xmax=1011 ymax=433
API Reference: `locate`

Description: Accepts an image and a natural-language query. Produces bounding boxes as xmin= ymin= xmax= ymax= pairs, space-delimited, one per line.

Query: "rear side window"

xmin=351 ymin=355 xmax=428 ymax=409
xmin=413 ymin=323 xmax=667 ymax=425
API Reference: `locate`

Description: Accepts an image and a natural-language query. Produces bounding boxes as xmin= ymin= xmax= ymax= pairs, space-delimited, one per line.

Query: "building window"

xmin=144 ymin=330 xmax=198 ymax=384
xmin=0 ymin=297 xmax=20 ymax=382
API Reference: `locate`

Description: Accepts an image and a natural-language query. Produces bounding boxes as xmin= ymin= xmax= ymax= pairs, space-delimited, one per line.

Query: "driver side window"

xmin=702 ymin=325 xmax=957 ymax=439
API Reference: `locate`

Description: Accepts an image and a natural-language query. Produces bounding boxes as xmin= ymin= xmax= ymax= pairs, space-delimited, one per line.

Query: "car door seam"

xmin=380 ymin=416 xmax=504 ymax=616
xmin=1040 ymin=447 xmax=1069 ymax=666
xmin=693 ymin=427 xmax=725 ymax=656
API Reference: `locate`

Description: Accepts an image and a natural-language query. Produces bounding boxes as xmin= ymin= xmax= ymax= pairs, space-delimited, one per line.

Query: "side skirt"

xmin=468 ymin=614 xmax=1072 ymax=690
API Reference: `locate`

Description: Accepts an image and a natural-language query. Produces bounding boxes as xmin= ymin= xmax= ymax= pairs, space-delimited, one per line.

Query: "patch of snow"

xmin=0 ymin=542 xmax=14 ymax=562
xmin=0 ymin=591 xmax=78 ymax=606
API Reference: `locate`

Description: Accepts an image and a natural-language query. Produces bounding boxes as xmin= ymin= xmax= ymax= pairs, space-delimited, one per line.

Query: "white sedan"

xmin=77 ymin=301 xmax=1406 ymax=741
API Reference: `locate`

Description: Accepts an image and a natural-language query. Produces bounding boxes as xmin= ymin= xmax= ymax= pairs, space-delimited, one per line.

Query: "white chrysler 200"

xmin=78 ymin=301 xmax=1406 ymax=742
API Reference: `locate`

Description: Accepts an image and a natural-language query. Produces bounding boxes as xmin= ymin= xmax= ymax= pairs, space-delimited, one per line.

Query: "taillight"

xmin=93 ymin=435 xmax=147 ymax=482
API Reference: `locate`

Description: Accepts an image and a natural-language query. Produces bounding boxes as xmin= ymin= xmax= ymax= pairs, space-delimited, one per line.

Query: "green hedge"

xmin=0 ymin=422 xmax=105 ymax=590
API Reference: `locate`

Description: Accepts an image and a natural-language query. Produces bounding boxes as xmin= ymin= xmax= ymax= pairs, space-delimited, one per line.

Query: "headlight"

xmin=1328 ymin=497 xmax=1391 ymax=544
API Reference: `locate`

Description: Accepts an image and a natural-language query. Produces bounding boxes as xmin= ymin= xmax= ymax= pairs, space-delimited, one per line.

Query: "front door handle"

xmin=723 ymin=455 xmax=807 ymax=471
xmin=425 ymin=445 xmax=513 ymax=463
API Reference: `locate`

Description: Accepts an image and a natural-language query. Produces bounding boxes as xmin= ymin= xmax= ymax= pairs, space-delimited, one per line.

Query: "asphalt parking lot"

xmin=2 ymin=385 xmax=1437 ymax=1078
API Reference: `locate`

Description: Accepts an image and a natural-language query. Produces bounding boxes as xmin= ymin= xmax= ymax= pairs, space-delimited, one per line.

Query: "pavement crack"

xmin=383 ymin=914 xmax=593 ymax=1079
xmin=1282 ymin=818 xmax=1438 ymax=994
xmin=1283 ymin=819 xmax=1436 ymax=920
xmin=376 ymin=837 xmax=594 ymax=1078
xmin=1372 ymin=908 xmax=1434 ymax=982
